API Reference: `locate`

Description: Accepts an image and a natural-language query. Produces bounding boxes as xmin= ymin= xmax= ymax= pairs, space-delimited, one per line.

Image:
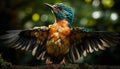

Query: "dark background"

xmin=0 ymin=0 xmax=120 ymax=66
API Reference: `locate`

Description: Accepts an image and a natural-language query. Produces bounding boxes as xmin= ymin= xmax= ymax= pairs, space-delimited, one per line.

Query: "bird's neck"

xmin=49 ymin=19 xmax=71 ymax=36
xmin=55 ymin=19 xmax=69 ymax=27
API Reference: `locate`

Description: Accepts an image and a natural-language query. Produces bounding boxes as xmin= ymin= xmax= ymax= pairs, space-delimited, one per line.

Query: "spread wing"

xmin=1 ymin=26 xmax=49 ymax=60
xmin=67 ymin=28 xmax=120 ymax=62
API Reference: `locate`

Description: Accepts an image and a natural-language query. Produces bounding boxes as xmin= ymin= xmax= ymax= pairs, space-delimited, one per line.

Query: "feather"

xmin=75 ymin=48 xmax=81 ymax=60
xmin=1 ymin=27 xmax=49 ymax=61
xmin=69 ymin=28 xmax=120 ymax=62
xmin=32 ymin=45 xmax=38 ymax=56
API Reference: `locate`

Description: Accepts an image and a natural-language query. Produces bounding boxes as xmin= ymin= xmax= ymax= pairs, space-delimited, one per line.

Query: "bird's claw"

xmin=46 ymin=58 xmax=53 ymax=64
xmin=60 ymin=59 xmax=65 ymax=64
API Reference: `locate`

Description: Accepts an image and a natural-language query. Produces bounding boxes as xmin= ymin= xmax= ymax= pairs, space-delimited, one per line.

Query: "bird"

xmin=1 ymin=3 xmax=120 ymax=64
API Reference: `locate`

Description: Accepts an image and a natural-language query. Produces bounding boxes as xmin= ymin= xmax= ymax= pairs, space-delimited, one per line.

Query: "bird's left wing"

xmin=1 ymin=26 xmax=49 ymax=60
xmin=67 ymin=28 xmax=120 ymax=62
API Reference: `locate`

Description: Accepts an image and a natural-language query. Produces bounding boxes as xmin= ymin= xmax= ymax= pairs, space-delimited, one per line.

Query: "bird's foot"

xmin=46 ymin=58 xmax=65 ymax=64
xmin=60 ymin=59 xmax=65 ymax=64
xmin=46 ymin=58 xmax=53 ymax=64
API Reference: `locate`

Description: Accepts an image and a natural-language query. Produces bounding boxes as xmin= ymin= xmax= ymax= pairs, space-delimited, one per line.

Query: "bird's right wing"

xmin=1 ymin=26 xmax=49 ymax=60
xmin=67 ymin=28 xmax=120 ymax=63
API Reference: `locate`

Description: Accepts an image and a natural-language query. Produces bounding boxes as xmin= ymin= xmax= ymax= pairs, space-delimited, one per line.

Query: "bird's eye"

xmin=54 ymin=5 xmax=62 ymax=10
xmin=58 ymin=7 xmax=62 ymax=10
xmin=66 ymin=14 xmax=69 ymax=16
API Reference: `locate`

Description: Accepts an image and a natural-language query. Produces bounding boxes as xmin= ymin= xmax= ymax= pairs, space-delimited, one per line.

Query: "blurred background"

xmin=0 ymin=0 xmax=120 ymax=66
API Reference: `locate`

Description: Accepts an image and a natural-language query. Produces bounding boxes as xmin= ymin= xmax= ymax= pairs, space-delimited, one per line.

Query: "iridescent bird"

xmin=1 ymin=3 xmax=120 ymax=64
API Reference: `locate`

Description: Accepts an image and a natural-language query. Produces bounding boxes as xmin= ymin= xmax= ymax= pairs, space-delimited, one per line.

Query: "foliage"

xmin=0 ymin=54 xmax=11 ymax=69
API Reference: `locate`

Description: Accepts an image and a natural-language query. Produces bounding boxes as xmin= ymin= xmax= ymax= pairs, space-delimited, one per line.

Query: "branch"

xmin=10 ymin=64 xmax=120 ymax=69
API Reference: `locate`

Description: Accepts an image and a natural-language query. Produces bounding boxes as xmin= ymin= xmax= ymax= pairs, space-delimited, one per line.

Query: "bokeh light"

xmin=110 ymin=12 xmax=118 ymax=21
xmin=24 ymin=21 xmax=34 ymax=29
xmin=102 ymin=0 xmax=114 ymax=8
xmin=92 ymin=11 xmax=102 ymax=19
xmin=26 ymin=7 xmax=33 ymax=14
xmin=41 ymin=14 xmax=48 ymax=22
xmin=32 ymin=13 xmax=40 ymax=22
xmin=80 ymin=18 xmax=88 ymax=26
xmin=87 ymin=19 xmax=96 ymax=27
xmin=18 ymin=11 xmax=26 ymax=20
xmin=92 ymin=0 xmax=100 ymax=7
xmin=85 ymin=0 xmax=92 ymax=3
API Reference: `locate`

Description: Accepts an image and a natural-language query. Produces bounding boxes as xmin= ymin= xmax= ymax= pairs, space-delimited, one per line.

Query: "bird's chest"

xmin=46 ymin=24 xmax=70 ymax=57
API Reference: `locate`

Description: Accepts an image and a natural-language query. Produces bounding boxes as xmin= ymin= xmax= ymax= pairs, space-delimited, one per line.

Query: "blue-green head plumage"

xmin=45 ymin=3 xmax=74 ymax=25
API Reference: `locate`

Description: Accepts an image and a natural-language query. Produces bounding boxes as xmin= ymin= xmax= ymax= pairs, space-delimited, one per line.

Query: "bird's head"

xmin=45 ymin=3 xmax=74 ymax=25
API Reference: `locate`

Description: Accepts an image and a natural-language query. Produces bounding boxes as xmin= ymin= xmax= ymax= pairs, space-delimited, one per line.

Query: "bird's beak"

xmin=44 ymin=3 xmax=57 ymax=13
xmin=44 ymin=3 xmax=54 ymax=10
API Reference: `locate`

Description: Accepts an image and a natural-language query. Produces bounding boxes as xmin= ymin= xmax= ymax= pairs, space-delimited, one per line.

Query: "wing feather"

xmin=1 ymin=26 xmax=49 ymax=60
xmin=68 ymin=28 xmax=120 ymax=62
